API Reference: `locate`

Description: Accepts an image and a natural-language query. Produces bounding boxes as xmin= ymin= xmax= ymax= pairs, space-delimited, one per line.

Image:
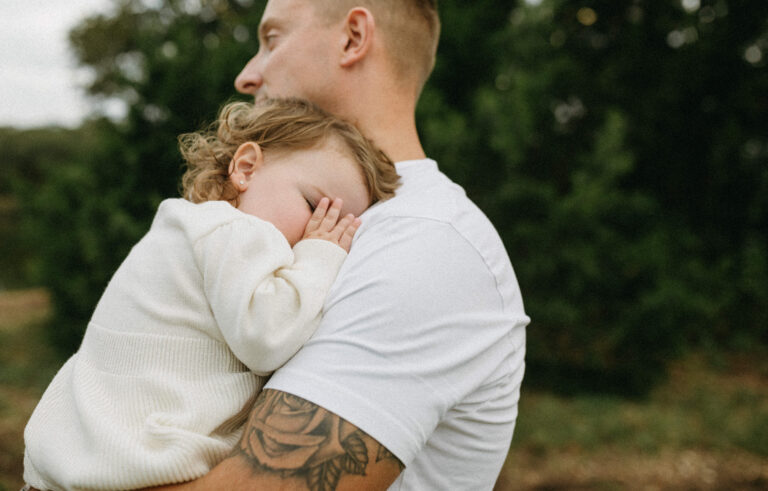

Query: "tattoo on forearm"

xmin=235 ymin=389 xmax=404 ymax=490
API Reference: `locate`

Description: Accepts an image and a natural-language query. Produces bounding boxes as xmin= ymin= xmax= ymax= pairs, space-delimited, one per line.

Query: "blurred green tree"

xmin=0 ymin=126 xmax=98 ymax=290
xmin=424 ymin=0 xmax=768 ymax=393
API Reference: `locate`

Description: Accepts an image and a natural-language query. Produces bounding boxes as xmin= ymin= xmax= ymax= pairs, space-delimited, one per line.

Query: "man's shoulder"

xmin=364 ymin=160 xmax=494 ymax=234
xmin=349 ymin=161 xmax=522 ymax=312
xmin=361 ymin=164 xmax=508 ymax=265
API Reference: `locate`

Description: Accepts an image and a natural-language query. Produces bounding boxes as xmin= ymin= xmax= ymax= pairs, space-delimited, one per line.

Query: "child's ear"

xmin=228 ymin=142 xmax=264 ymax=191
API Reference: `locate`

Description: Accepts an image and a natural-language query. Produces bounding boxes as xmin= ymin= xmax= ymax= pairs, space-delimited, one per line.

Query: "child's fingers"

xmin=338 ymin=217 xmax=362 ymax=251
xmin=319 ymin=198 xmax=343 ymax=231
xmin=329 ymin=213 xmax=355 ymax=238
xmin=304 ymin=197 xmax=330 ymax=233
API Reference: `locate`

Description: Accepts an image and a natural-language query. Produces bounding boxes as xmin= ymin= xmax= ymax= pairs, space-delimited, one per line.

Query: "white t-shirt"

xmin=24 ymin=199 xmax=347 ymax=490
xmin=267 ymin=159 xmax=529 ymax=490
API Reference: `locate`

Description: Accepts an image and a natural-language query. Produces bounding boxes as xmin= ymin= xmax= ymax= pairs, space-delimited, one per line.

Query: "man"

xmin=162 ymin=0 xmax=528 ymax=489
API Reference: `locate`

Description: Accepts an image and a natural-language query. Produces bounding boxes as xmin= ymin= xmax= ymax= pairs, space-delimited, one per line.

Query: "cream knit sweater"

xmin=23 ymin=199 xmax=347 ymax=490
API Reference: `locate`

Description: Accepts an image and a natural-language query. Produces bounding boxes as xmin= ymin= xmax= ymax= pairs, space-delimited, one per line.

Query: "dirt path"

xmin=497 ymin=448 xmax=768 ymax=490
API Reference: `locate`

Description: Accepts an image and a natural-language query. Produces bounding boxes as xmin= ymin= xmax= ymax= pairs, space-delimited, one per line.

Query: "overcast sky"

xmin=0 ymin=0 xmax=113 ymax=128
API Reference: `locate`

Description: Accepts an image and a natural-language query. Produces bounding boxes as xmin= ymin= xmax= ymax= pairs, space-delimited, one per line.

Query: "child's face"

xmin=236 ymin=139 xmax=370 ymax=246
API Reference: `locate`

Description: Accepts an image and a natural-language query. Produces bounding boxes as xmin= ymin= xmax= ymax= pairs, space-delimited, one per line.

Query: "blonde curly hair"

xmin=179 ymin=98 xmax=399 ymax=206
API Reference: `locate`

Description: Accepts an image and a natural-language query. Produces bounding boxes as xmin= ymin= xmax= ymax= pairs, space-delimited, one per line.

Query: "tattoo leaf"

xmin=306 ymin=457 xmax=343 ymax=491
xmin=343 ymin=454 xmax=365 ymax=475
xmin=377 ymin=444 xmax=405 ymax=471
xmin=342 ymin=432 xmax=368 ymax=475
xmin=376 ymin=445 xmax=394 ymax=463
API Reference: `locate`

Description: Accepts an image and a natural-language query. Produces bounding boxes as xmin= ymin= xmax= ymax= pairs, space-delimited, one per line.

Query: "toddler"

xmin=22 ymin=98 xmax=399 ymax=490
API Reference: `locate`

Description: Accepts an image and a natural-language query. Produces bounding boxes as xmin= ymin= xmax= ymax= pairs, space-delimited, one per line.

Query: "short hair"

xmin=314 ymin=0 xmax=440 ymax=94
xmin=179 ymin=98 xmax=400 ymax=206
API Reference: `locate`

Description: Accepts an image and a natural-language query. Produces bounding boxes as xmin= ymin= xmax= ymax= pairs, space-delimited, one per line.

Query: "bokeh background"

xmin=1 ymin=0 xmax=767 ymax=489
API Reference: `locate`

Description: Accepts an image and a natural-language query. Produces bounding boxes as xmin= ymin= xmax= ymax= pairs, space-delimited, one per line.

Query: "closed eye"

xmin=262 ymin=32 xmax=279 ymax=51
xmin=305 ymin=198 xmax=316 ymax=212
xmin=258 ymin=21 xmax=279 ymax=50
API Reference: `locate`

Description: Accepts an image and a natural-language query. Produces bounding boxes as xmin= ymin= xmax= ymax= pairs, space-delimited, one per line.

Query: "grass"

xmin=499 ymin=354 xmax=768 ymax=489
xmin=1 ymin=289 xmax=767 ymax=490
xmin=513 ymin=361 xmax=768 ymax=455
xmin=0 ymin=289 xmax=63 ymax=491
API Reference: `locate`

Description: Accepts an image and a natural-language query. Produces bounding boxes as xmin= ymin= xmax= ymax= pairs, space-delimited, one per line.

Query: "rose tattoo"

xmin=238 ymin=390 xmax=392 ymax=490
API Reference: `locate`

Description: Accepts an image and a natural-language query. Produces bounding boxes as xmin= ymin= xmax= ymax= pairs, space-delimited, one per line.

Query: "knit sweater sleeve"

xmin=193 ymin=218 xmax=347 ymax=375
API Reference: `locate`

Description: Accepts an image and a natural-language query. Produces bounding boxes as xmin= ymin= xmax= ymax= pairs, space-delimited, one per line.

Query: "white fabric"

xmin=267 ymin=159 xmax=529 ymax=490
xmin=23 ymin=198 xmax=347 ymax=490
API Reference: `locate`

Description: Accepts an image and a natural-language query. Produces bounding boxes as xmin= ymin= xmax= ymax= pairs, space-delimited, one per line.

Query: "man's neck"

xmin=331 ymin=66 xmax=427 ymax=162
xmin=373 ymin=126 xmax=426 ymax=163
xmin=349 ymin=102 xmax=426 ymax=163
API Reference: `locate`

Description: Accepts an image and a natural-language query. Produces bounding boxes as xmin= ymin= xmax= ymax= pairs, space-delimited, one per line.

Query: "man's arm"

xmin=149 ymin=389 xmax=404 ymax=491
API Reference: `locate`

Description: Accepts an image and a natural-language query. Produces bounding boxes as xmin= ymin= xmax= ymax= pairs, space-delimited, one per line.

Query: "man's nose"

xmin=234 ymin=56 xmax=263 ymax=95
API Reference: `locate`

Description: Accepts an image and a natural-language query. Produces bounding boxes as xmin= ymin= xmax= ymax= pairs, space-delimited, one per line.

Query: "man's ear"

xmin=228 ymin=142 xmax=264 ymax=191
xmin=340 ymin=8 xmax=375 ymax=68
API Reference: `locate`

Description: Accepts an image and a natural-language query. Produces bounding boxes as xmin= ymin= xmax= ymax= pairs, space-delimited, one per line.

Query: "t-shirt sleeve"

xmin=265 ymin=217 xmax=523 ymax=465
xmin=193 ymin=217 xmax=347 ymax=375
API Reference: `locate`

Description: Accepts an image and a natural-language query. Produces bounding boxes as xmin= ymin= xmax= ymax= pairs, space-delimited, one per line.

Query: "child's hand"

xmin=302 ymin=197 xmax=361 ymax=253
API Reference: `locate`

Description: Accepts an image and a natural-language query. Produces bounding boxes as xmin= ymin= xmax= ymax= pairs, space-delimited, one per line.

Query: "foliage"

xmin=5 ymin=0 xmax=768 ymax=393
xmin=0 ymin=126 xmax=98 ymax=290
